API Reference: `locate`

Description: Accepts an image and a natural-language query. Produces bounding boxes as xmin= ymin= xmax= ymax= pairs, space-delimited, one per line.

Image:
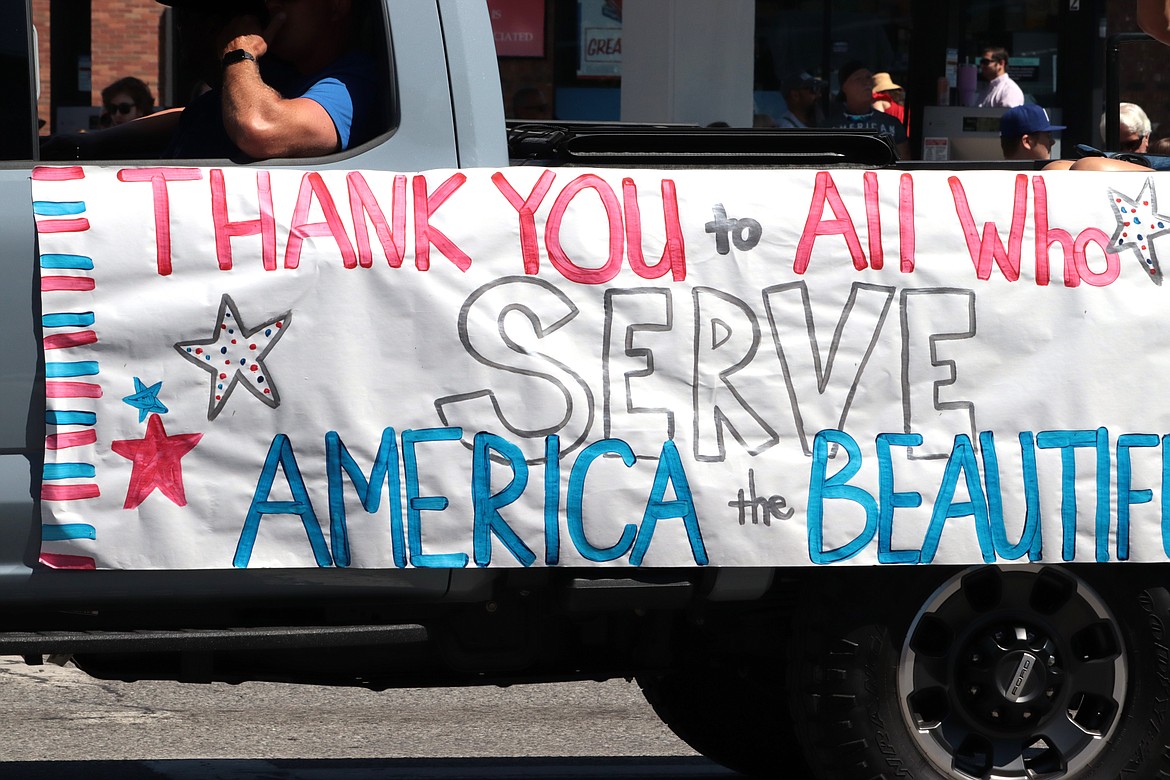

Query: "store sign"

xmin=487 ymin=0 xmax=544 ymax=58
xmin=578 ymin=0 xmax=622 ymax=78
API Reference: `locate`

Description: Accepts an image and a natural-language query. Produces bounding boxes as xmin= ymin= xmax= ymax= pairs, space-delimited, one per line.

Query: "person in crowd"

xmin=100 ymin=76 xmax=155 ymax=126
xmin=871 ymin=72 xmax=905 ymax=126
xmin=775 ymin=72 xmax=821 ymax=129
xmin=999 ymin=103 xmax=1063 ymax=161
xmin=977 ymin=47 xmax=1024 ymax=108
xmin=1099 ymin=102 xmax=1151 ymax=153
xmin=821 ymin=61 xmax=909 ymax=159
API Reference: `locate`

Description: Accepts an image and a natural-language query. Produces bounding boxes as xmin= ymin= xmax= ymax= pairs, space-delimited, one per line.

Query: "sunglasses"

xmin=105 ymin=102 xmax=136 ymax=115
xmin=979 ymin=58 xmax=996 ymax=65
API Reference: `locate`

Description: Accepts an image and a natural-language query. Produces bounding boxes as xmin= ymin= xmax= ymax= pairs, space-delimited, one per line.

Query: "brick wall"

xmin=91 ymin=0 xmax=165 ymax=108
xmin=32 ymin=0 xmax=165 ymax=130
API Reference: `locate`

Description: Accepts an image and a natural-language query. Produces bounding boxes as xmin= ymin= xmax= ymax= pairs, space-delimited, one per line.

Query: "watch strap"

xmin=222 ymin=49 xmax=257 ymax=69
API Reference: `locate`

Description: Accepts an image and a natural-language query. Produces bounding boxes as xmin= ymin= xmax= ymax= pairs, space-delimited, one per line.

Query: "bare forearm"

xmin=220 ymin=60 xmax=291 ymax=159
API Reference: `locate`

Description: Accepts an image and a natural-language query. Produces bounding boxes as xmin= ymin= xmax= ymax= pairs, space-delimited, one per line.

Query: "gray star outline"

xmin=1106 ymin=176 xmax=1170 ymax=286
xmin=174 ymin=294 xmax=292 ymax=421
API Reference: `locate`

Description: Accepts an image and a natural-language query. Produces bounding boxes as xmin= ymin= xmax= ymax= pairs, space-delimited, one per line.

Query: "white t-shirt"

xmin=978 ymin=74 xmax=1025 ymax=108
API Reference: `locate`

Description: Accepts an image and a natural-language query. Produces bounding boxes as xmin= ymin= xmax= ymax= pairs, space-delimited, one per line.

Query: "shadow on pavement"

xmin=0 ymin=756 xmax=745 ymax=779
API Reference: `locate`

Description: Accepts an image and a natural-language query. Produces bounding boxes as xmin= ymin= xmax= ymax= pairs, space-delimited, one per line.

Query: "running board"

xmin=0 ymin=623 xmax=427 ymax=655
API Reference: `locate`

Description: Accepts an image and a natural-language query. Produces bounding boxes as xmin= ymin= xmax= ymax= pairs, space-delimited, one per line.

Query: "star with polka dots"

xmin=174 ymin=294 xmax=291 ymax=421
xmin=1107 ymin=177 xmax=1170 ymax=286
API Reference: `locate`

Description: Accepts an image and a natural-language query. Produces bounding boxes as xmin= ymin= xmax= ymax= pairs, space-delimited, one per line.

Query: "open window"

xmin=35 ymin=0 xmax=394 ymax=164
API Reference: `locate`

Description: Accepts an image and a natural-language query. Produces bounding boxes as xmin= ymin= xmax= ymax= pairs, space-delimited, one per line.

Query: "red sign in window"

xmin=487 ymin=0 xmax=545 ymax=58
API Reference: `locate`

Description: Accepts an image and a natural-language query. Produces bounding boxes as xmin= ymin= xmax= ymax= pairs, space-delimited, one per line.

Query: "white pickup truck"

xmin=7 ymin=2 xmax=1170 ymax=779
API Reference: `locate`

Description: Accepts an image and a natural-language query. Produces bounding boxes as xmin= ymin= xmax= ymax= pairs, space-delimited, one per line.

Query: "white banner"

xmin=29 ymin=165 xmax=1170 ymax=569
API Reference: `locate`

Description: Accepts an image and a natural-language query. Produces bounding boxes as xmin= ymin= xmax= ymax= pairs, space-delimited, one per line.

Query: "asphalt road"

xmin=0 ymin=656 xmax=743 ymax=779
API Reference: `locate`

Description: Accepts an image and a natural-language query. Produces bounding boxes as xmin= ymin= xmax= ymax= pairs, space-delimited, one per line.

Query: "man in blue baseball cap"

xmin=1000 ymin=103 xmax=1066 ymax=161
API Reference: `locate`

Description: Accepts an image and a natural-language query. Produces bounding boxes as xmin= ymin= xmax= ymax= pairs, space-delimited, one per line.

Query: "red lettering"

xmin=898 ymin=173 xmax=915 ymax=273
xmin=492 ymin=170 xmax=555 ymax=274
xmin=284 ymin=172 xmax=358 ymax=270
xmin=413 ymin=173 xmax=471 ymax=272
xmin=348 ymin=172 xmax=407 ymax=268
xmin=1031 ymin=176 xmax=1076 ymax=287
xmin=117 ymin=167 xmax=203 ymax=276
xmin=864 ymin=172 xmax=883 ymax=270
xmin=794 ymin=172 xmax=867 ymax=274
xmin=210 ymin=169 xmax=276 ymax=271
xmin=949 ymin=174 xmax=1027 ymax=282
xmin=545 ymin=174 xmax=624 ymax=284
xmin=1073 ymin=228 xmax=1119 ymax=286
xmin=624 ymin=178 xmax=686 ymax=281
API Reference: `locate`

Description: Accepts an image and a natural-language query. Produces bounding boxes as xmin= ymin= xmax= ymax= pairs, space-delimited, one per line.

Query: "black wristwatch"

xmin=222 ymin=49 xmax=257 ymax=69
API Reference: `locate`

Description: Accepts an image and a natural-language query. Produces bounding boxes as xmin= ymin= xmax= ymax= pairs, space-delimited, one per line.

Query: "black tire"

xmin=787 ymin=565 xmax=1170 ymax=779
xmin=637 ymin=610 xmax=811 ymax=778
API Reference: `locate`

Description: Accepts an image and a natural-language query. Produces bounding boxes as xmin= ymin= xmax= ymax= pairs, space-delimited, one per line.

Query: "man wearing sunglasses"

xmin=1099 ymin=102 xmax=1151 ymax=154
xmin=976 ymin=47 xmax=1024 ymax=108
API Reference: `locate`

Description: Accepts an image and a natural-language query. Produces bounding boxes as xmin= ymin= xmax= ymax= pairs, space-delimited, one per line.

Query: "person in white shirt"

xmin=977 ymin=47 xmax=1024 ymax=108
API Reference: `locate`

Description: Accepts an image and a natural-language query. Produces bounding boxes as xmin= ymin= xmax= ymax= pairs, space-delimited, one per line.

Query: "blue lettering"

xmin=1118 ymin=433 xmax=1158 ymax=561
xmin=472 ymin=432 xmax=536 ymax=567
xmin=921 ymin=434 xmax=994 ymax=564
xmin=402 ymin=427 xmax=468 ymax=568
xmin=632 ymin=440 xmax=708 ymax=566
xmin=808 ymin=429 xmax=877 ymax=564
xmin=983 ymin=431 xmax=1042 ymax=561
xmin=1036 ymin=429 xmax=1109 ymax=562
xmin=875 ymin=432 xmax=923 ymax=564
xmin=326 ymin=428 xmax=405 ymax=568
xmin=567 ymin=439 xmax=637 ymax=562
xmin=236 ymin=434 xmax=331 ymax=568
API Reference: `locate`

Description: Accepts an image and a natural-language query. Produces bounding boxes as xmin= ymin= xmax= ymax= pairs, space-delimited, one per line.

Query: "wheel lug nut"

xmin=991 ymin=710 xmax=1000 ymax=719
xmin=1023 ymin=711 xmax=1033 ymax=719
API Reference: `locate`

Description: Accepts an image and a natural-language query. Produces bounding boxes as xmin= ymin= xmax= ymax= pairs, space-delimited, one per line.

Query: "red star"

xmin=111 ymin=414 xmax=203 ymax=509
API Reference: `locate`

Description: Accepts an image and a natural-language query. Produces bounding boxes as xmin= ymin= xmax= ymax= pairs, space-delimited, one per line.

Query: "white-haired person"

xmin=1099 ymin=102 xmax=1151 ymax=154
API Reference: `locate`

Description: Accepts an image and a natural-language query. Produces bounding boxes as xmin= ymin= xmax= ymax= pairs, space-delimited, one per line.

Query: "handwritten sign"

xmin=29 ymin=165 xmax=1170 ymax=570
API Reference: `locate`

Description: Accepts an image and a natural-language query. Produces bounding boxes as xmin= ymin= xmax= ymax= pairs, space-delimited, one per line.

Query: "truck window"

xmin=0 ymin=2 xmax=34 ymax=161
xmin=35 ymin=0 xmax=395 ymax=163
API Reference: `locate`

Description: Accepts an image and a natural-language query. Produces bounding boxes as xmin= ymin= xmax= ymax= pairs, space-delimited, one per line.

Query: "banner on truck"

xmin=29 ymin=165 xmax=1170 ymax=569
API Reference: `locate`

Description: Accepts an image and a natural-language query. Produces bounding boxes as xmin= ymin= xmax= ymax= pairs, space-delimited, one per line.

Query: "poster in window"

xmin=487 ymin=0 xmax=545 ymax=58
xmin=578 ymin=0 xmax=622 ymax=78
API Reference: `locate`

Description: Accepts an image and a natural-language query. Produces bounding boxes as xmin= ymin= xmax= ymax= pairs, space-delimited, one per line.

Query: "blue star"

xmin=122 ymin=377 xmax=168 ymax=423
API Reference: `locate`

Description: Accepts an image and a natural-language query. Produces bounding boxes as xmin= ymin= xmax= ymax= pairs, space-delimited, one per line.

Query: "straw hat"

xmin=872 ymin=72 xmax=902 ymax=92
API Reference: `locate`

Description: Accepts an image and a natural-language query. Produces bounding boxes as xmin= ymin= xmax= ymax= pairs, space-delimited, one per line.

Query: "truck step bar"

xmin=0 ymin=623 xmax=428 ymax=655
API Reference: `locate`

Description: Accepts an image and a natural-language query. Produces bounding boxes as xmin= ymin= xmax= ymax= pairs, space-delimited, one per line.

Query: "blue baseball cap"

xmin=1000 ymin=104 xmax=1066 ymax=139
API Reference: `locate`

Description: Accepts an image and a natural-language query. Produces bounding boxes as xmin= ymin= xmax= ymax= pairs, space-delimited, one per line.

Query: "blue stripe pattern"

xmin=46 ymin=361 xmax=100 ymax=378
xmin=43 ymin=312 xmax=96 ymax=328
xmin=43 ymin=463 xmax=97 ymax=480
xmin=40 ymin=254 xmax=94 ymax=270
xmin=45 ymin=410 xmax=97 ymax=426
xmin=42 ymin=524 xmax=97 ymax=541
xmin=33 ymin=201 xmax=86 ymax=216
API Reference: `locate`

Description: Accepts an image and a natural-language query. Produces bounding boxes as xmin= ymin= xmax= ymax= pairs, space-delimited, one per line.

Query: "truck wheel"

xmin=788 ymin=565 xmax=1170 ymax=779
xmin=638 ymin=631 xmax=810 ymax=778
